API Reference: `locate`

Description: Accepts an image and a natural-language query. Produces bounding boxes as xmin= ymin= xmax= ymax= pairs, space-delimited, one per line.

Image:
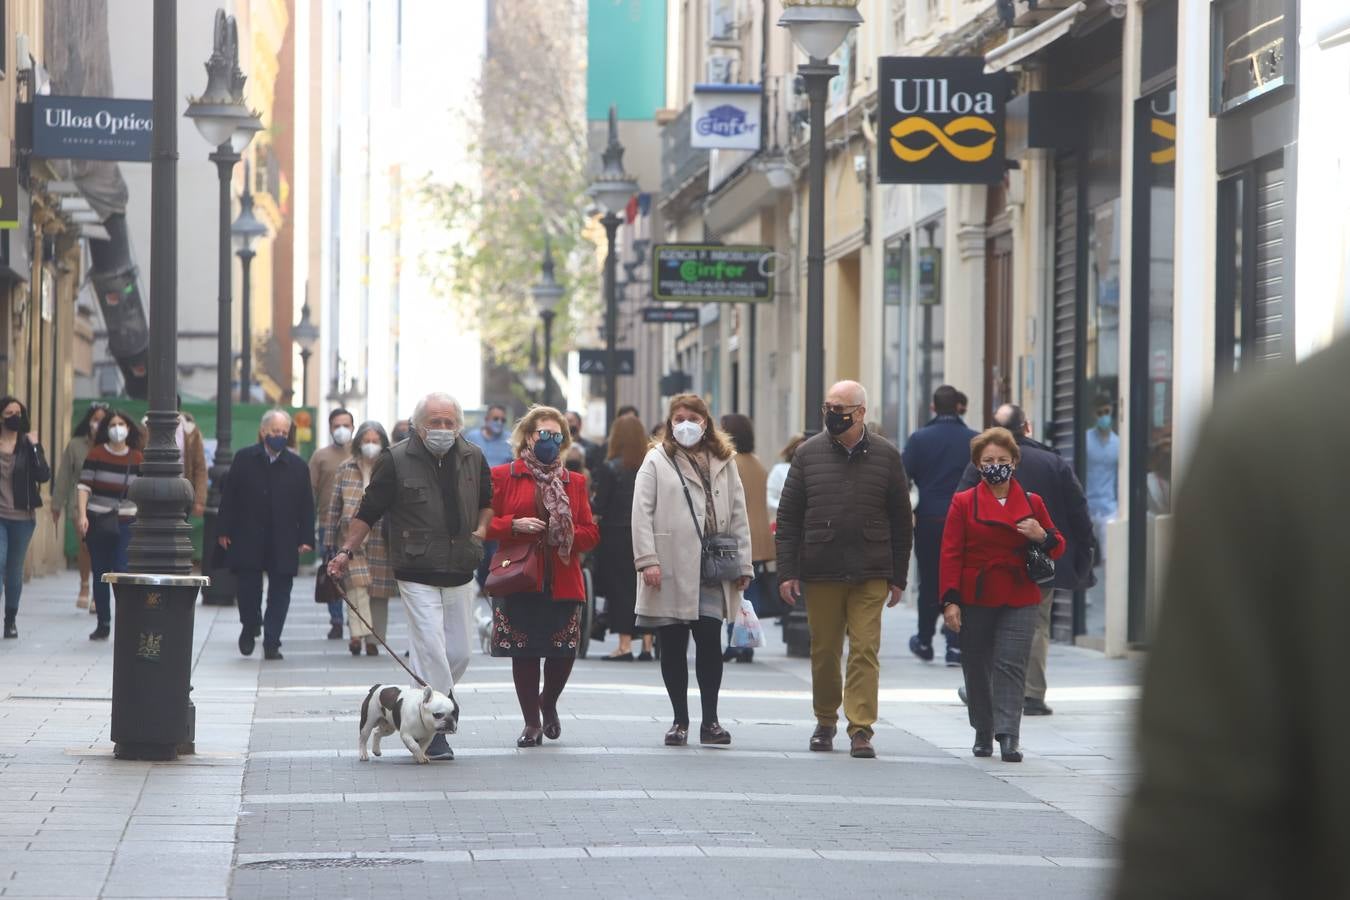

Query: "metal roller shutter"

xmin=1252 ymin=160 xmax=1287 ymax=365
xmin=1050 ymin=154 xmax=1079 ymax=464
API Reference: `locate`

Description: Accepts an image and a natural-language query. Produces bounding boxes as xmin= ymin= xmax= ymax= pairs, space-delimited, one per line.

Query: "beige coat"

xmin=733 ymin=452 xmax=772 ymax=562
xmin=632 ymin=445 xmax=753 ymax=622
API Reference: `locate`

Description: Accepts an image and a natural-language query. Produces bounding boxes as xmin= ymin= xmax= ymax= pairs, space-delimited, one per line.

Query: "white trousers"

xmin=397 ymin=580 xmax=475 ymax=695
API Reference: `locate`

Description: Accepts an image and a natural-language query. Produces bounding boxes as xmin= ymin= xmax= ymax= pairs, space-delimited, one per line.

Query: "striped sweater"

xmin=78 ymin=444 xmax=143 ymax=518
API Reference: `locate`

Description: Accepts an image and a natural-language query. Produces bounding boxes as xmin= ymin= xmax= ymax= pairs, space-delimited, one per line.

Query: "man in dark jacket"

xmin=956 ymin=404 xmax=1094 ymax=715
xmin=776 ymin=380 xmax=913 ymax=760
xmin=218 ymin=409 xmax=315 ymax=661
xmin=901 ymin=385 xmax=977 ymax=667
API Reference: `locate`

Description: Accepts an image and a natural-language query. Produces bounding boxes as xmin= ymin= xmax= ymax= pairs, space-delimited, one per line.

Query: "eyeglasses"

xmin=535 ymin=430 xmax=564 ymax=446
xmin=89 ymin=402 xmax=110 ymax=411
xmin=821 ymin=403 xmax=862 ymax=416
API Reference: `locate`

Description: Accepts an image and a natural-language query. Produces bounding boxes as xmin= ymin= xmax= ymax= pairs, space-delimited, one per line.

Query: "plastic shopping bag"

xmin=731 ymin=597 xmax=764 ymax=649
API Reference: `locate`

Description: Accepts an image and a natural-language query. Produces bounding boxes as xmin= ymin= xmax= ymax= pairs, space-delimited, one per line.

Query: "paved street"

xmin=1 ymin=571 xmax=1138 ymax=898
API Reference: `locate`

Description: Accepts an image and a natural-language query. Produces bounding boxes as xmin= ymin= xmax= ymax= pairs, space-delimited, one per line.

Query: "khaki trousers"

xmin=1023 ymin=587 xmax=1056 ymax=701
xmin=804 ymin=578 xmax=889 ymax=738
xmin=346 ymin=585 xmax=391 ymax=642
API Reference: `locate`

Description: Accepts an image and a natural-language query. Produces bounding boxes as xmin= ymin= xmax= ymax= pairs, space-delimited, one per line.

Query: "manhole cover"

xmin=239 ymin=857 xmax=421 ymax=871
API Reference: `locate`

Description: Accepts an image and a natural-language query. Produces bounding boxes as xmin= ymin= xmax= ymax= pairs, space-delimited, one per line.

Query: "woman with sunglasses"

xmin=52 ymin=402 xmax=108 ymax=614
xmin=485 ymin=406 xmax=599 ymax=747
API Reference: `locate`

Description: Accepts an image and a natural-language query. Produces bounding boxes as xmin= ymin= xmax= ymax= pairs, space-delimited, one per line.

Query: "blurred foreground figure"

xmin=1116 ymin=338 xmax=1350 ymax=898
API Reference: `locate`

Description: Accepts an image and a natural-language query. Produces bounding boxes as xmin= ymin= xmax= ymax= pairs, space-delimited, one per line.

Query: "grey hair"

xmin=412 ymin=392 xmax=462 ymax=427
xmin=350 ymin=420 xmax=390 ymax=458
xmin=260 ymin=408 xmax=292 ymax=430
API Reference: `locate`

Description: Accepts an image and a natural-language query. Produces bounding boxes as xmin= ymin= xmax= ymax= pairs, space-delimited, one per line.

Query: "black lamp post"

xmin=186 ymin=10 xmax=261 ymax=609
xmin=532 ymin=237 xmax=564 ymax=408
xmin=292 ymin=303 xmax=319 ymax=407
xmin=586 ymin=106 xmax=638 ymax=429
xmin=778 ymin=0 xmax=861 ymax=434
xmin=233 ymin=173 xmax=267 ymax=404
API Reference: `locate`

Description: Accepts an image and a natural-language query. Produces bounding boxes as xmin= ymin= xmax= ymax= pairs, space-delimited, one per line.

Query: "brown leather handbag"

xmin=484 ymin=539 xmax=544 ymax=597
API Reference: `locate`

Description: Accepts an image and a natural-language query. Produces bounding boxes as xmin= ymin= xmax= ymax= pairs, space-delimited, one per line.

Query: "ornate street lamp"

xmin=586 ymin=106 xmax=638 ymax=429
xmin=292 ymin=303 xmax=319 ymax=407
xmin=232 ymin=172 xmax=268 ymax=403
xmin=531 ymin=237 xmax=565 ymax=408
xmin=187 ymin=10 xmax=260 ymax=609
xmin=778 ymin=0 xmax=861 ymax=435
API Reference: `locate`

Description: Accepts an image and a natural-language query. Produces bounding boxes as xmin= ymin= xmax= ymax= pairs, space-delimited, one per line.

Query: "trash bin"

xmin=782 ymin=608 xmax=811 ymax=658
xmin=105 ymin=573 xmax=210 ymax=761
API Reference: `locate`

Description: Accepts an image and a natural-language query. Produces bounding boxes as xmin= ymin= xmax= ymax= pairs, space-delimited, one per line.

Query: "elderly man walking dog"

xmin=329 ymin=392 xmax=492 ymax=761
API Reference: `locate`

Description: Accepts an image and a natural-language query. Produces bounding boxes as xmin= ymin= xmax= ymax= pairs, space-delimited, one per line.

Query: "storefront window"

xmin=913 ymin=219 xmax=945 ymax=438
xmin=881 ymin=236 xmax=910 ymax=442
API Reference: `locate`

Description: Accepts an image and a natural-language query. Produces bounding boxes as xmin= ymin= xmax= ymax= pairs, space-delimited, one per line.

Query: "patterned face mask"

xmin=979 ymin=462 xmax=1014 ymax=485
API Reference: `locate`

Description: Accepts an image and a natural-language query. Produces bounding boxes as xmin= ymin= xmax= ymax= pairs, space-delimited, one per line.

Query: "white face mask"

xmin=108 ymin=425 xmax=129 ymax=445
xmin=672 ymin=420 xmax=704 ymax=449
xmin=359 ymin=442 xmax=382 ymax=460
xmin=332 ymin=425 xmax=353 ymax=446
xmin=183 ymin=420 xmax=197 ymax=435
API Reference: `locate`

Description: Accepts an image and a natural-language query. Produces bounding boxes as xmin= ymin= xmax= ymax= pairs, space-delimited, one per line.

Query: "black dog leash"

xmin=331 ymin=579 xmax=428 ymax=688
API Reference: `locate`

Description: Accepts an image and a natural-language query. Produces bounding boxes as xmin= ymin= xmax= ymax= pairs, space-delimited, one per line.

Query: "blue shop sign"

xmin=33 ymin=96 xmax=153 ymax=163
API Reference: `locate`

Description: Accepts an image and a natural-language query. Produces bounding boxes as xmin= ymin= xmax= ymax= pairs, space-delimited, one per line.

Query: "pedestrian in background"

xmin=486 ymin=406 xmax=599 ymax=747
xmin=633 ymin=394 xmax=752 ymax=748
xmin=76 ymin=409 xmax=141 ymax=642
xmin=322 ymin=421 xmax=396 ymax=656
xmin=178 ymin=398 xmax=208 ymax=518
xmin=591 ymin=414 xmax=651 ymax=661
xmin=902 ymin=385 xmax=978 ymax=667
xmin=1085 ymin=397 xmax=1119 ymax=562
xmin=765 ymin=433 xmax=805 ymax=521
xmin=955 ymin=404 xmax=1095 ymax=716
xmin=391 ymin=419 xmax=411 ymax=445
xmin=776 ymin=381 xmax=912 ymax=759
xmin=329 ymin=392 xmax=491 ymax=762
xmin=720 ymin=413 xmax=772 ymax=663
xmin=219 ymin=409 xmax=316 ymax=661
xmin=0 ymin=398 xmax=51 ymax=640
xmin=940 ymin=427 xmax=1063 ymax=763
xmin=467 ymin=403 xmax=514 ymax=594
xmin=52 ymin=401 xmax=107 ymax=613
xmin=310 ymin=407 xmax=355 ymax=640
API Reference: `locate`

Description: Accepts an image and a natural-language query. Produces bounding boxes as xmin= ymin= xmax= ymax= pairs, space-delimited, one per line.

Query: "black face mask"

xmin=3 ymin=415 xmax=22 ymax=433
xmin=824 ymin=410 xmax=854 ymax=436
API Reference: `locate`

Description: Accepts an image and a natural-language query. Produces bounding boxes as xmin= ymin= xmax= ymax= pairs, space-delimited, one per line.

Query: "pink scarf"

xmin=521 ymin=448 xmax=574 ymax=562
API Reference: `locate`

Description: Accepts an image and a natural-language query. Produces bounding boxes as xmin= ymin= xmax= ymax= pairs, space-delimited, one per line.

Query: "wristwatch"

xmin=334 ymin=547 xmax=353 ymax=561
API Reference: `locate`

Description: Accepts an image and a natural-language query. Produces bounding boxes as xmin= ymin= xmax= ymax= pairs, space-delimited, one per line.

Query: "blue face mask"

xmin=532 ymin=439 xmax=560 ymax=464
xmin=1096 ymin=414 xmax=1113 ymax=431
xmin=264 ymin=434 xmax=288 ymax=453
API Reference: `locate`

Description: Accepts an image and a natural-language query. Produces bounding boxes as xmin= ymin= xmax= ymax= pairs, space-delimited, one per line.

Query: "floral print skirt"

xmin=490 ymin=592 xmax=583 ymax=658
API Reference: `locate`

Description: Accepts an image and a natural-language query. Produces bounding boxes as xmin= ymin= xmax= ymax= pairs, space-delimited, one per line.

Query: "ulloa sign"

xmin=33 ymin=96 xmax=154 ymax=163
xmin=878 ymin=58 xmax=1009 ymax=184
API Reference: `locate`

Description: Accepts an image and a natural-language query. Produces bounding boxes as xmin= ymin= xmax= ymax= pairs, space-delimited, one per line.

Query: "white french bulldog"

xmin=358 ymin=683 xmax=460 ymax=764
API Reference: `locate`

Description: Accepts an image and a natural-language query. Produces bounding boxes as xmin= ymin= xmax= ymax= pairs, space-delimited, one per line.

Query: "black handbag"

xmin=665 ymin=451 xmax=742 ymax=585
xmin=1025 ymin=541 xmax=1056 ymax=585
xmin=314 ymin=552 xmax=343 ymax=604
xmin=86 ymin=462 xmax=131 ymax=544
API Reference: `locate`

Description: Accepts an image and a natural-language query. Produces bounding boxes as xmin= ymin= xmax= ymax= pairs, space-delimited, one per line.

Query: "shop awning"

xmin=984 ymin=2 xmax=1087 ymax=73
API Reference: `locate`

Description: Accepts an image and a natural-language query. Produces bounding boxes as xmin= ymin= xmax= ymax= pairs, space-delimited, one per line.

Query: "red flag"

xmin=625 ymin=193 xmax=639 ymax=224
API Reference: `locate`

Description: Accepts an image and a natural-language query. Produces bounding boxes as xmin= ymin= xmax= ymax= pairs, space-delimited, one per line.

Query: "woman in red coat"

xmin=940 ymin=427 xmax=1064 ymax=763
xmin=486 ymin=406 xmax=600 ymax=748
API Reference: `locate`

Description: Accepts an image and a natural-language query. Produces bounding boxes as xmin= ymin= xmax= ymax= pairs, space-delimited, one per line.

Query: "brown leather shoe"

xmin=664 ymin=724 xmax=689 ymax=746
xmin=809 ymin=725 xmax=837 ymax=752
xmin=850 ymin=732 xmax=876 ymax=759
xmin=699 ymin=723 xmax=731 ymax=745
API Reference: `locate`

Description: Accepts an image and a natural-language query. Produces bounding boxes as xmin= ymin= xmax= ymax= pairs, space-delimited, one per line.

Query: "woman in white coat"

xmin=632 ymin=393 xmax=752 ymax=747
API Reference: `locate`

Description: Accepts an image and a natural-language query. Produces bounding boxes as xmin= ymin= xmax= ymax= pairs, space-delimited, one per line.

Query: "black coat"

xmin=7 ymin=435 xmax=51 ymax=510
xmin=901 ymin=415 xmax=978 ymax=518
xmin=957 ymin=436 xmax=1094 ymax=591
xmin=218 ymin=443 xmax=316 ymax=575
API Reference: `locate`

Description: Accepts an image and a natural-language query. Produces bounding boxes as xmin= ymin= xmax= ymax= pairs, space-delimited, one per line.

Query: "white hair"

xmin=829 ymin=380 xmax=868 ymax=407
xmin=412 ymin=392 xmax=462 ymax=427
xmin=260 ymin=408 xmax=292 ymax=430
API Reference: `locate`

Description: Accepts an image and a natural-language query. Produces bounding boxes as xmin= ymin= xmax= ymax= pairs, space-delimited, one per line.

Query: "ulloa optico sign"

xmin=878 ymin=58 xmax=1009 ymax=184
xmin=33 ymin=96 xmax=154 ymax=163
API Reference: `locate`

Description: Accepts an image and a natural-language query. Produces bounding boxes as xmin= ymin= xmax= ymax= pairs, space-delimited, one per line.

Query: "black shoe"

xmin=699 ymin=723 xmax=732 ymax=746
xmin=602 ymin=651 xmax=634 ymax=661
xmin=945 ymin=647 xmax=962 ymax=668
xmin=637 ymin=650 xmax=654 ymax=662
xmin=997 ymin=734 xmax=1023 ymax=763
xmin=327 ymin=623 xmax=343 ymax=640
xmin=735 ymin=648 xmax=754 ymax=663
xmin=1023 ymin=697 xmax=1054 ymax=716
xmin=238 ymin=628 xmax=255 ymax=657
xmin=972 ymin=733 xmax=994 ymax=758
xmin=3 ymin=618 xmax=16 ymax=639
xmin=89 ymin=625 xmax=110 ymax=641
xmin=263 ymin=647 xmax=284 ymax=661
xmin=722 ymin=646 xmax=738 ymax=662
xmin=809 ymin=725 xmax=837 ymax=752
xmin=516 ymin=727 xmax=544 ymax=748
xmin=957 ymin=687 xmax=968 ymax=706
xmin=428 ymin=733 xmax=455 ymax=760
xmin=908 ymin=635 xmax=934 ymax=662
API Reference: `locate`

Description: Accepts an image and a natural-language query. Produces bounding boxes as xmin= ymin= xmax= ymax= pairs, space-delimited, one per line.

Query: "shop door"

xmin=983 ymin=232 xmax=1013 ymax=425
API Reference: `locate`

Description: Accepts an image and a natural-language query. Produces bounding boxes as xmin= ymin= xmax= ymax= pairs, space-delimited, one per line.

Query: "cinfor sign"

xmin=652 ymin=244 xmax=774 ymax=303
xmin=878 ymin=57 xmax=1009 ymax=185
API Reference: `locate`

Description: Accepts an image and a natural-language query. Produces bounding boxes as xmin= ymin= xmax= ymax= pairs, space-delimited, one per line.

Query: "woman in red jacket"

xmin=487 ymin=406 xmax=600 ymax=748
xmin=940 ymin=427 xmax=1064 ymax=763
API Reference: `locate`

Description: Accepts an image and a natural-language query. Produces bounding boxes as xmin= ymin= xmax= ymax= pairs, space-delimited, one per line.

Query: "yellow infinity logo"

xmin=890 ymin=115 xmax=997 ymax=163
xmin=1149 ymin=118 xmax=1176 ymax=164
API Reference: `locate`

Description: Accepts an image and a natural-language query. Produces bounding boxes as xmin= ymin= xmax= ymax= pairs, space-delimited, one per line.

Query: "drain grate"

xmin=239 ymin=857 xmax=422 ymax=871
